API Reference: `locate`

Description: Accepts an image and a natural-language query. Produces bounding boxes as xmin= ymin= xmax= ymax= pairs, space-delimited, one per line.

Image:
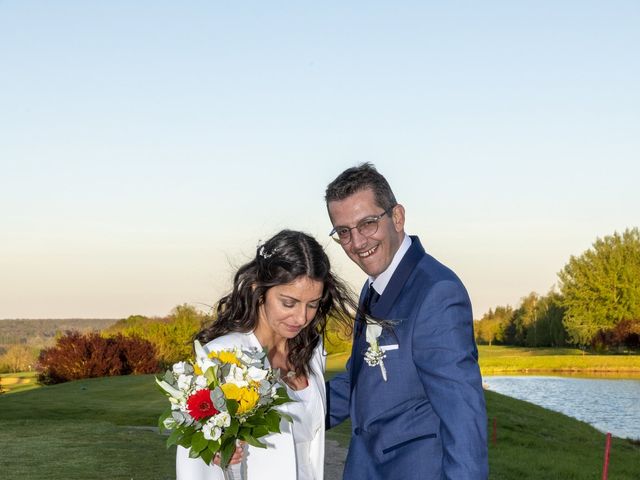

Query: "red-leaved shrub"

xmin=37 ymin=331 xmax=160 ymax=384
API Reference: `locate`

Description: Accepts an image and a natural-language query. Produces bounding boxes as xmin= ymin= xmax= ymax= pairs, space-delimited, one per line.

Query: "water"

xmin=484 ymin=375 xmax=640 ymax=440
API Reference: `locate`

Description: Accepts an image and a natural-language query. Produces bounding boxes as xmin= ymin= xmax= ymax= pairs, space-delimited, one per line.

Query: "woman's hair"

xmin=197 ymin=229 xmax=356 ymax=376
xmin=325 ymin=162 xmax=397 ymax=212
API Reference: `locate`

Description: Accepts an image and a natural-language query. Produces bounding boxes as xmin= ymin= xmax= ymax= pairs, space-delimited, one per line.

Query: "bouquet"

xmin=156 ymin=340 xmax=292 ymax=473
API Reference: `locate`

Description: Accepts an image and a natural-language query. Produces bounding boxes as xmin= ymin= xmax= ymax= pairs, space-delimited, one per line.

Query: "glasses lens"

xmin=333 ymin=228 xmax=351 ymax=244
xmin=357 ymin=218 xmax=379 ymax=237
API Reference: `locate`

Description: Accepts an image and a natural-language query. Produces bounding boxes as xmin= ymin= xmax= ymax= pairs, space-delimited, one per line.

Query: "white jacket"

xmin=176 ymin=331 xmax=326 ymax=480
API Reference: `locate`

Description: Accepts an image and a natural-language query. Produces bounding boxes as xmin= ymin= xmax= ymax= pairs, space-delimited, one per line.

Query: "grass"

xmin=479 ymin=345 xmax=640 ymax=375
xmin=485 ymin=389 xmax=640 ymax=479
xmin=0 ymin=375 xmax=175 ymax=480
xmin=0 ymin=371 xmax=39 ymax=394
xmin=1 ymin=367 xmax=639 ymax=479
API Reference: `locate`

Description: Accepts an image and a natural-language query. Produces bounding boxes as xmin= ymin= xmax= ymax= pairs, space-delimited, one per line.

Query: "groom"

xmin=325 ymin=163 xmax=488 ymax=479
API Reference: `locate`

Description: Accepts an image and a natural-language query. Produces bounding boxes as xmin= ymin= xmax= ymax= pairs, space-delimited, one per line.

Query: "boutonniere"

xmin=364 ymin=322 xmax=387 ymax=381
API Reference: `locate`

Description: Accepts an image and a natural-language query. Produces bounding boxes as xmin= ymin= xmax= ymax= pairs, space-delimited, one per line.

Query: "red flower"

xmin=186 ymin=389 xmax=219 ymax=420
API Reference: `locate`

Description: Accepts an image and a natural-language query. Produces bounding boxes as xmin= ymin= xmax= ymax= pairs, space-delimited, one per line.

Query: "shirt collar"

xmin=368 ymin=234 xmax=412 ymax=295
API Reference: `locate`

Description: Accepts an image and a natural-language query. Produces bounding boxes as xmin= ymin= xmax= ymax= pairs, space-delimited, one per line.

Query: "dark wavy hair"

xmin=197 ymin=230 xmax=356 ymax=377
xmin=325 ymin=162 xmax=397 ymax=211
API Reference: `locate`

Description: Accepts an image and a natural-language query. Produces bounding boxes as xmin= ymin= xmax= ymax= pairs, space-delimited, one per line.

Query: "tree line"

xmin=475 ymin=227 xmax=640 ymax=350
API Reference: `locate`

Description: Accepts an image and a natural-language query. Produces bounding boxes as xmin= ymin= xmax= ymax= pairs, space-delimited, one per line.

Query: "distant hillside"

xmin=0 ymin=319 xmax=119 ymax=348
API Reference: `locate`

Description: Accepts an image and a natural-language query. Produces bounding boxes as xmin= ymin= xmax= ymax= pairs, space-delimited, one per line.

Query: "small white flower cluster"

xmin=364 ymin=347 xmax=386 ymax=367
xmin=364 ymin=323 xmax=388 ymax=381
xmin=202 ymin=410 xmax=231 ymax=441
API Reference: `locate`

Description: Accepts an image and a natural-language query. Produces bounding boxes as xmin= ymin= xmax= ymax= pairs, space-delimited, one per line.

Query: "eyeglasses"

xmin=329 ymin=209 xmax=392 ymax=245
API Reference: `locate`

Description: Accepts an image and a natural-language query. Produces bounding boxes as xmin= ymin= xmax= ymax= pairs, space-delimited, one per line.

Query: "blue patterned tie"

xmin=366 ymin=284 xmax=380 ymax=315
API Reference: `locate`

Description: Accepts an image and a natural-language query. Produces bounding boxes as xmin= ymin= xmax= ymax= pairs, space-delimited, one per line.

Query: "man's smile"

xmin=357 ymin=245 xmax=378 ymax=258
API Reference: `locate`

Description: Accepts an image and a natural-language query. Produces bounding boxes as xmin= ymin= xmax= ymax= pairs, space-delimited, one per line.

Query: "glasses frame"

xmin=329 ymin=208 xmax=394 ymax=245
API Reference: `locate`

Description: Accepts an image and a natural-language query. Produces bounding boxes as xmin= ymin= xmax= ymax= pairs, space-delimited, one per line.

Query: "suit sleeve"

xmin=412 ymin=280 xmax=489 ymax=480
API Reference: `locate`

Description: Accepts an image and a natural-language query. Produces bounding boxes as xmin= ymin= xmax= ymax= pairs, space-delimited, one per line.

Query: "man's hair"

xmin=325 ymin=162 xmax=397 ymax=211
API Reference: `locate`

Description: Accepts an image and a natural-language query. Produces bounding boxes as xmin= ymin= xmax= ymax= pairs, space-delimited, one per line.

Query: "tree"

xmin=0 ymin=344 xmax=38 ymax=373
xmin=512 ymin=292 xmax=539 ymax=346
xmin=558 ymin=227 xmax=640 ymax=345
xmin=106 ymin=304 xmax=210 ymax=366
xmin=531 ymin=291 xmax=567 ymax=347
xmin=475 ymin=305 xmax=514 ymax=345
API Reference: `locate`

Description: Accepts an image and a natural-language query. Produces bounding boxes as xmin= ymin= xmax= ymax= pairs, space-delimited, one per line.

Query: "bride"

xmin=176 ymin=230 xmax=355 ymax=480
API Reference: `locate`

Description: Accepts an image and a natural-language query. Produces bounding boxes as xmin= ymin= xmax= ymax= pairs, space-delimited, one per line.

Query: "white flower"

xmin=195 ymin=375 xmax=208 ymax=389
xmin=177 ymin=374 xmax=193 ymax=391
xmin=172 ymin=361 xmax=189 ymax=375
xmin=224 ymin=364 xmax=249 ymax=387
xmin=213 ymin=411 xmax=231 ymax=428
xmin=202 ymin=421 xmax=222 ymax=441
xmin=247 ymin=366 xmax=269 ymax=382
xmin=366 ymin=323 xmax=383 ymax=346
xmin=364 ymin=322 xmax=387 ymax=382
xmin=194 ymin=340 xmax=217 ymax=372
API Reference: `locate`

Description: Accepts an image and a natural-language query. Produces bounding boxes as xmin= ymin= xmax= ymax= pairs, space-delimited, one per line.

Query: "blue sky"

xmin=1 ymin=1 xmax=638 ymax=319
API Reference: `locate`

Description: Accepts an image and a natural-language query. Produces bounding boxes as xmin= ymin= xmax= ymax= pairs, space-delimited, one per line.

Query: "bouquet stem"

xmin=222 ymin=443 xmax=247 ymax=480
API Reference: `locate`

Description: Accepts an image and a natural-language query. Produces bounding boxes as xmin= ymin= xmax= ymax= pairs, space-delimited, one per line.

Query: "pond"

xmin=484 ymin=375 xmax=640 ymax=440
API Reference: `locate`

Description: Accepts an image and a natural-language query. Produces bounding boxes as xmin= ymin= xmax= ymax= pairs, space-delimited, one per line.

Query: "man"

xmin=325 ymin=163 xmax=488 ymax=479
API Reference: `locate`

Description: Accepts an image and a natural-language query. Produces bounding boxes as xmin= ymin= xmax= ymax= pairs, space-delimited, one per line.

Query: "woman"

xmin=176 ymin=230 xmax=356 ymax=480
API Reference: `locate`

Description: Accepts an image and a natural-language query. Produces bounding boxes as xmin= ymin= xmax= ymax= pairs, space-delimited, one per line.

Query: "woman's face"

xmin=258 ymin=275 xmax=324 ymax=340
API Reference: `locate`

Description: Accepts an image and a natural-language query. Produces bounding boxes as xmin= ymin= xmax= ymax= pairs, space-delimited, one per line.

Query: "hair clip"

xmin=258 ymin=245 xmax=276 ymax=259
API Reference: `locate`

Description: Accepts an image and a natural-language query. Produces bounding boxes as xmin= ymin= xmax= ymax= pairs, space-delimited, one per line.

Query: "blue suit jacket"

xmin=327 ymin=237 xmax=488 ymax=479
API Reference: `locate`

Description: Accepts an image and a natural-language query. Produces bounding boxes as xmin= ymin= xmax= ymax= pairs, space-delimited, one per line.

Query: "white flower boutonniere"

xmin=364 ymin=322 xmax=387 ymax=381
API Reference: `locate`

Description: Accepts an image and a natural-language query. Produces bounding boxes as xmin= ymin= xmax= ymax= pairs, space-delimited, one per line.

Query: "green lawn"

xmin=479 ymin=345 xmax=640 ymax=375
xmin=0 ymin=371 xmax=39 ymax=394
xmin=0 ymin=375 xmax=175 ymax=480
xmin=1 ymin=371 xmax=639 ymax=479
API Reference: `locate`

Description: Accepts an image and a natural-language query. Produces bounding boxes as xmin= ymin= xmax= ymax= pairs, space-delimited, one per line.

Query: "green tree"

xmin=475 ymin=305 xmax=514 ymax=345
xmin=558 ymin=227 xmax=640 ymax=345
xmin=106 ymin=305 xmax=211 ymax=366
xmin=530 ymin=291 xmax=567 ymax=347
xmin=512 ymin=292 xmax=539 ymax=346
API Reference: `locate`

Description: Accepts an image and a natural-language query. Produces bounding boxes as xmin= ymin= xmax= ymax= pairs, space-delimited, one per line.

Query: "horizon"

xmin=2 ymin=2 xmax=638 ymax=319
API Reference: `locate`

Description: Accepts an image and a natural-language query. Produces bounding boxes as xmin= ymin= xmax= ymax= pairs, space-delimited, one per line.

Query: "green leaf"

xmin=226 ymin=399 xmax=239 ymax=416
xmin=199 ymin=448 xmax=214 ymax=466
xmin=251 ymin=425 xmax=269 ymax=438
xmin=264 ymin=409 xmax=282 ymax=431
xmin=219 ymin=438 xmax=236 ymax=469
xmin=242 ymin=433 xmax=266 ymax=449
xmin=191 ymin=431 xmax=208 ymax=454
xmin=166 ymin=428 xmax=182 ymax=448
xmin=204 ymin=366 xmax=217 ymax=387
xmin=157 ymin=407 xmax=172 ymax=431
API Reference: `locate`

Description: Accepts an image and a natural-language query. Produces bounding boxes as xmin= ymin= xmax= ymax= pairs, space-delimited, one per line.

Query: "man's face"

xmin=328 ymin=188 xmax=405 ymax=278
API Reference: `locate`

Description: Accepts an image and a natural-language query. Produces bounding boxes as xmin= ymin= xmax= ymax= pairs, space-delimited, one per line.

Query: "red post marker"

xmin=602 ymin=432 xmax=612 ymax=480
xmin=491 ymin=418 xmax=497 ymax=445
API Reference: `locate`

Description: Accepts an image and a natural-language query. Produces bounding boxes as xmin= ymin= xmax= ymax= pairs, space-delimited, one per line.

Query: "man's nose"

xmin=350 ymin=228 xmax=368 ymax=249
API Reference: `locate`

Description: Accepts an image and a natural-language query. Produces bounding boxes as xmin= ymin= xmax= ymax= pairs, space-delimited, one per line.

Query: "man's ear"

xmin=392 ymin=204 xmax=405 ymax=233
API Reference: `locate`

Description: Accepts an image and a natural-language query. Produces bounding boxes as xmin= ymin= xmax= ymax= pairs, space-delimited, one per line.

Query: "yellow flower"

xmin=209 ymin=350 xmax=242 ymax=367
xmin=192 ymin=362 xmax=203 ymax=375
xmin=221 ymin=383 xmax=260 ymax=414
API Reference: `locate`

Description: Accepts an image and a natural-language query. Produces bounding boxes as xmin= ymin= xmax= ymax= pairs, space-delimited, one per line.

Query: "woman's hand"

xmin=213 ymin=441 xmax=246 ymax=466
